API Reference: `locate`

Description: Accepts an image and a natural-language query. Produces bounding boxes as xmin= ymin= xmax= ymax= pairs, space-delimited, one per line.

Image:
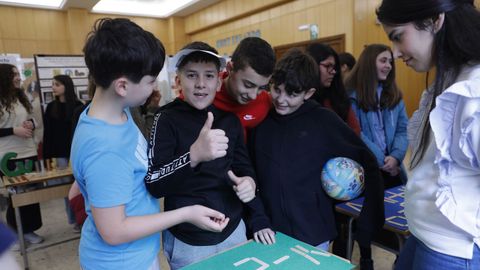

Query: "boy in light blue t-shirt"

xmin=70 ymin=18 xmax=229 ymax=270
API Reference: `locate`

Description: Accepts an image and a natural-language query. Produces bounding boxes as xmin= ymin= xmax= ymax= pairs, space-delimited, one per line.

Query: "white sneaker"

xmin=24 ymin=232 xmax=44 ymax=244
xmin=10 ymin=241 xmax=29 ymax=251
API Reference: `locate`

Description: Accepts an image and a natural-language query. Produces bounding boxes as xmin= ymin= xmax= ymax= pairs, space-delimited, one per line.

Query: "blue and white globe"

xmin=321 ymin=157 xmax=365 ymax=201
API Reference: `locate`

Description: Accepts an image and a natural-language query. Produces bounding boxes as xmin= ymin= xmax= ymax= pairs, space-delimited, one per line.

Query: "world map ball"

xmin=321 ymin=157 xmax=365 ymax=201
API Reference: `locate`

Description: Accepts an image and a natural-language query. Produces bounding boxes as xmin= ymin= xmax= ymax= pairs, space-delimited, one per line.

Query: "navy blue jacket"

xmin=248 ymin=100 xmax=384 ymax=246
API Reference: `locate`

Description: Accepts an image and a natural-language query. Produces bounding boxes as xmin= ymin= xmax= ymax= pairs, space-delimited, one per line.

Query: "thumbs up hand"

xmin=190 ymin=112 xmax=229 ymax=167
xmin=228 ymin=170 xmax=256 ymax=203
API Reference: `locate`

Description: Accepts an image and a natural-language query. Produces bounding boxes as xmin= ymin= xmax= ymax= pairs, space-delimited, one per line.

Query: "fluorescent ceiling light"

xmin=92 ymin=0 xmax=199 ymax=18
xmin=0 ymin=0 xmax=65 ymax=9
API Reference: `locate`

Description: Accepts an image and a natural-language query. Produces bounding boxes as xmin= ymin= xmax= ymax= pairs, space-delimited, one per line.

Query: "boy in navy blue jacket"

xmin=145 ymin=42 xmax=274 ymax=270
xmin=248 ymin=48 xmax=384 ymax=261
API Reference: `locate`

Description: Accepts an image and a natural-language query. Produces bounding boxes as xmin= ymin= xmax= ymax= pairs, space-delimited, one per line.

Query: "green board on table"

xmin=182 ymin=232 xmax=354 ymax=269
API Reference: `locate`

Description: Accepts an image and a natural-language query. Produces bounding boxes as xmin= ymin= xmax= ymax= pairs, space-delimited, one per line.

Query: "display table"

xmin=183 ymin=232 xmax=354 ymax=270
xmin=2 ymin=168 xmax=78 ymax=270
xmin=335 ymin=185 xmax=410 ymax=260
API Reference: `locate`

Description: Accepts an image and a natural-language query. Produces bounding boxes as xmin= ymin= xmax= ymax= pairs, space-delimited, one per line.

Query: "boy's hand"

xmin=190 ymin=112 xmax=229 ymax=167
xmin=254 ymin=228 xmax=276 ymax=245
xmin=186 ymin=205 xmax=230 ymax=232
xmin=228 ymin=170 xmax=256 ymax=203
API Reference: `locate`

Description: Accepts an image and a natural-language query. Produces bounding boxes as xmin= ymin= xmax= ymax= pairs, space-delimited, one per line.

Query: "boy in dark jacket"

xmin=144 ymin=42 xmax=274 ymax=270
xmin=248 ymin=48 xmax=384 ymax=263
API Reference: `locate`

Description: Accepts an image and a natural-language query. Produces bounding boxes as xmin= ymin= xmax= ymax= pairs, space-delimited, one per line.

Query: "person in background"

xmin=345 ymin=44 xmax=409 ymax=187
xmin=306 ymin=44 xmax=363 ymax=263
xmin=377 ymin=0 xmax=480 ymax=269
xmin=213 ymin=37 xmax=276 ymax=137
xmin=141 ymin=89 xmax=161 ymax=137
xmin=43 ymin=74 xmax=84 ymax=230
xmin=338 ymin=52 xmax=356 ymax=82
xmin=71 ymin=18 xmax=229 ymax=270
xmin=345 ymin=43 xmax=408 ymax=270
xmin=306 ymin=43 xmax=361 ymax=135
xmin=0 ymin=221 xmax=21 ymax=270
xmin=0 ymin=63 xmax=44 ymax=246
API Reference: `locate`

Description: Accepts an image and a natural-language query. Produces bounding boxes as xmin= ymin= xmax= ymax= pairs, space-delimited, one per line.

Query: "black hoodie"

xmin=248 ymin=100 xmax=384 ymax=247
xmin=145 ymin=98 xmax=270 ymax=245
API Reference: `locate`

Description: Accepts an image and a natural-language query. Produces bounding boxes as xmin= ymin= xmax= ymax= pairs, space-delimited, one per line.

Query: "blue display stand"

xmin=335 ymin=185 xmax=410 ymax=259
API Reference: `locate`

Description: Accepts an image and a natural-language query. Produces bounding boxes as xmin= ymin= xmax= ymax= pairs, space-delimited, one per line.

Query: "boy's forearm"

xmin=145 ymin=152 xmax=194 ymax=198
xmin=93 ymin=206 xmax=190 ymax=245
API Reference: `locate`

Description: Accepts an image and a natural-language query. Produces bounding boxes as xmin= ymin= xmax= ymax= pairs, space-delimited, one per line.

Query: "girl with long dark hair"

xmin=346 ymin=44 xmax=408 ymax=187
xmin=0 ymin=63 xmax=44 ymax=245
xmin=377 ymin=0 xmax=480 ymax=269
xmin=306 ymin=43 xmax=361 ymax=135
xmin=43 ymin=74 xmax=83 ymax=227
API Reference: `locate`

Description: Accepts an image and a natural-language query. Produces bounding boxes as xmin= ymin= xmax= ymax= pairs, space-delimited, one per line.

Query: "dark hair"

xmin=177 ymin=41 xmax=222 ymax=71
xmin=83 ymin=18 xmax=165 ymax=89
xmin=338 ymin=52 xmax=356 ymax=70
xmin=49 ymin=75 xmax=81 ymax=119
xmin=0 ymin=63 xmax=32 ymax=118
xmin=271 ymin=48 xmax=320 ymax=95
xmin=305 ymin=43 xmax=350 ymax=121
xmin=231 ymin=37 xmax=275 ymax=77
xmin=345 ymin=44 xmax=402 ymax=111
xmin=377 ymin=0 xmax=480 ymax=168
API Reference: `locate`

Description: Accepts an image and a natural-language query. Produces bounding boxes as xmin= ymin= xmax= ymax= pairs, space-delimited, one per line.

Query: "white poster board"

xmin=34 ymin=55 xmax=89 ymax=110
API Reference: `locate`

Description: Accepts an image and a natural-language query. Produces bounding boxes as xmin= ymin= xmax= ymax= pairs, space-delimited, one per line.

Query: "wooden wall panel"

xmin=188 ymin=0 xmax=354 ymax=56
xmin=185 ymin=0 xmax=294 ymax=34
xmin=0 ymin=6 xmax=169 ymax=57
xmin=0 ymin=7 xmax=20 ymax=39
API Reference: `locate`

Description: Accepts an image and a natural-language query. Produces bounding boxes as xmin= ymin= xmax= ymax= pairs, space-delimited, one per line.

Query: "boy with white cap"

xmin=144 ymin=41 xmax=274 ymax=270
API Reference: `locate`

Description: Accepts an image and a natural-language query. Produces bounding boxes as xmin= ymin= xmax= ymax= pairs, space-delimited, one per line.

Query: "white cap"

xmin=168 ymin=49 xmax=227 ymax=72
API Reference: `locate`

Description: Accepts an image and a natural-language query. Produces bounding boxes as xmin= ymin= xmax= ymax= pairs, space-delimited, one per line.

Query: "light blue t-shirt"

xmin=71 ymin=107 xmax=160 ymax=270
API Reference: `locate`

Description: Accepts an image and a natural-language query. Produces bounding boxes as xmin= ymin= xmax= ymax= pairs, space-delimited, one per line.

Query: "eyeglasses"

xmin=319 ymin=63 xmax=336 ymax=73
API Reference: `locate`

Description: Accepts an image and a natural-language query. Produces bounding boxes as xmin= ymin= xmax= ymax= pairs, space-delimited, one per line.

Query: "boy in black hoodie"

xmin=144 ymin=42 xmax=274 ymax=270
xmin=248 ymin=48 xmax=384 ymax=266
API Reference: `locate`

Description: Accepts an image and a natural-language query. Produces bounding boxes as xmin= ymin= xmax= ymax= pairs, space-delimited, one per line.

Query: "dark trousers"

xmin=1 ymin=156 xmax=43 ymax=233
xmin=332 ymin=171 xmax=402 ymax=259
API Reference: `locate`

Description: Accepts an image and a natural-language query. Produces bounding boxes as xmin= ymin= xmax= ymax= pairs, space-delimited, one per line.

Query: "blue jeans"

xmin=163 ymin=220 xmax=247 ymax=270
xmin=395 ymin=236 xmax=480 ymax=270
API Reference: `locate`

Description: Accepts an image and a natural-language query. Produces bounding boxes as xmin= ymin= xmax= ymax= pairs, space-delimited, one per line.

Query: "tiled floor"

xmin=2 ymin=198 xmax=396 ymax=270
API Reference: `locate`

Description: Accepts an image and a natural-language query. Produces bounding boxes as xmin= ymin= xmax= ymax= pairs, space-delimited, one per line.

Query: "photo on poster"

xmin=43 ymin=91 xmax=53 ymax=104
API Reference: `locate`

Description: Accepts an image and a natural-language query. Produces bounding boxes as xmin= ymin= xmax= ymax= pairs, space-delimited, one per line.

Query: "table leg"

xmin=395 ymin=233 xmax=406 ymax=252
xmin=14 ymin=206 xmax=29 ymax=270
xmin=346 ymin=217 xmax=354 ymax=261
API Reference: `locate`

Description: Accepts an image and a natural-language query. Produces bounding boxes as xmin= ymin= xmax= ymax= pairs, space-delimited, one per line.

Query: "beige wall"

xmin=0 ymin=6 xmax=170 ymax=57
xmin=0 ymin=6 xmax=70 ymax=56
xmin=187 ymin=0 xmax=354 ymax=56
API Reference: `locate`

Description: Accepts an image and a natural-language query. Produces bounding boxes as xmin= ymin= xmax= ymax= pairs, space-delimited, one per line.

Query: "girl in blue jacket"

xmin=346 ymin=44 xmax=409 ymax=187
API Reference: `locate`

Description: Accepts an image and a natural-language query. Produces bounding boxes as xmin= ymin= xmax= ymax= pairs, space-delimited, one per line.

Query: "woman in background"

xmin=345 ymin=44 xmax=408 ymax=270
xmin=345 ymin=44 xmax=408 ymax=187
xmin=306 ymin=43 xmax=361 ymax=135
xmin=43 ymin=74 xmax=83 ymax=228
xmin=377 ymin=0 xmax=480 ymax=269
xmin=0 ymin=63 xmax=43 ymax=245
